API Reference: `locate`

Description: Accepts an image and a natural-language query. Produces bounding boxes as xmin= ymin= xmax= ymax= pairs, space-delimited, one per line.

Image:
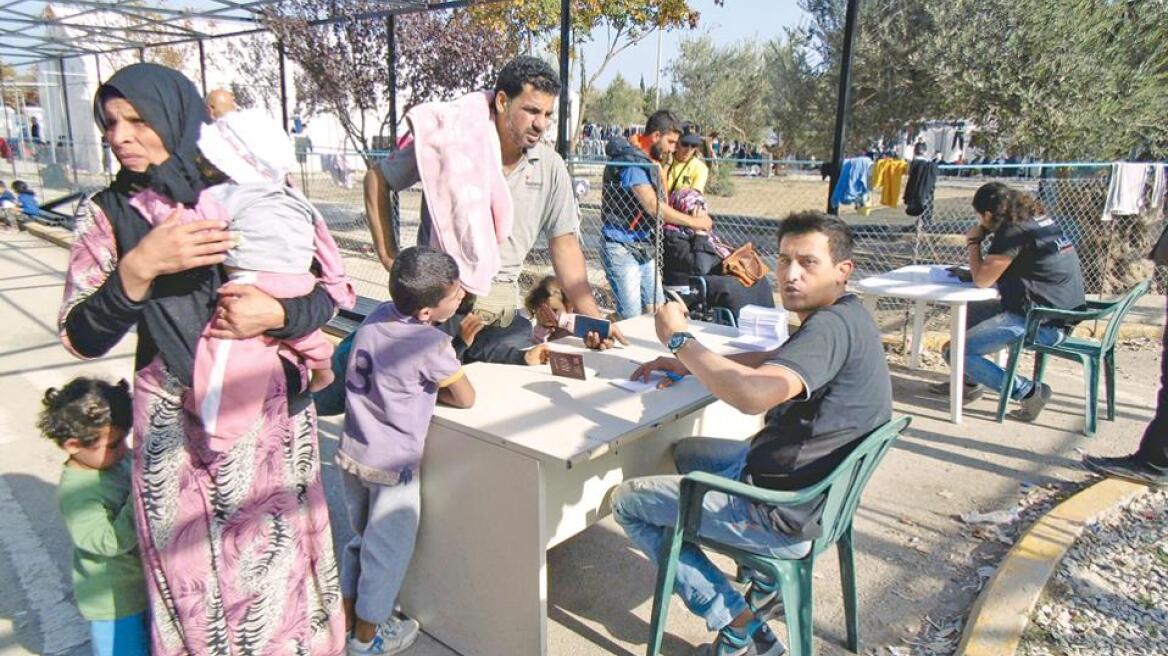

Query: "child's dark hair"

xmin=37 ymin=378 xmax=132 ymax=448
xmin=524 ymin=275 xmax=559 ymax=316
xmin=389 ymin=246 xmax=459 ymax=316
xmin=12 ymin=180 xmax=30 ymax=195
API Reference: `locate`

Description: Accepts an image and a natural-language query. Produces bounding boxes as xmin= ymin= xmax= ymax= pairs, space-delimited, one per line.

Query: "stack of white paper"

xmin=728 ymin=305 xmax=789 ymax=351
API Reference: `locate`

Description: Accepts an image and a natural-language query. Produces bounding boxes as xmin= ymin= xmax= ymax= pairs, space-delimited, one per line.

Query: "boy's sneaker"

xmin=702 ymin=619 xmax=785 ymax=656
xmin=1011 ymin=382 xmax=1052 ymax=422
xmin=347 ymin=617 xmax=420 ymax=656
xmin=1083 ymin=454 xmax=1168 ymax=488
xmin=746 ymin=575 xmax=784 ymax=622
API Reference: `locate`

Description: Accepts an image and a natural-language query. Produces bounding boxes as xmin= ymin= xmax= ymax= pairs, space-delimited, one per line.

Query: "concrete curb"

xmin=954 ymin=477 xmax=1149 ymax=656
xmin=23 ymin=222 xmax=74 ymax=249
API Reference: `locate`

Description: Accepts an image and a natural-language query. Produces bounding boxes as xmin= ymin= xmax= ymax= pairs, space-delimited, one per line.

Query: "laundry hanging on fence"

xmin=870 ymin=157 xmax=908 ymax=208
xmin=1101 ymin=162 xmax=1168 ymax=220
xmin=903 ymin=157 xmax=938 ymax=217
xmin=318 ymin=153 xmax=355 ymax=188
xmin=830 ymin=155 xmax=873 ymax=208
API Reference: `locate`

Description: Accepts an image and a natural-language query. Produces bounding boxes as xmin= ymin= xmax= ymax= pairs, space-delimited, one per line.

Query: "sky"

xmin=579 ymin=0 xmax=809 ymax=91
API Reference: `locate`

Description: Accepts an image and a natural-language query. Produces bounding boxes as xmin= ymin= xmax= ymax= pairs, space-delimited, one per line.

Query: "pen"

xmin=663 ymin=371 xmax=685 ymax=383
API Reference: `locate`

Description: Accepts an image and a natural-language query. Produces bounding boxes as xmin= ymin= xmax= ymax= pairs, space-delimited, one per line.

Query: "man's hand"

xmin=631 ymin=356 xmax=690 ymax=388
xmin=689 ymin=210 xmax=714 ymax=232
xmin=966 ymin=223 xmax=987 ymax=246
xmin=582 ymin=318 xmax=629 ymax=350
xmin=459 ymin=314 xmax=486 ymax=347
xmin=524 ymin=343 xmax=551 ymax=366
xmin=207 ymin=283 xmax=286 ymax=339
xmin=654 ymin=301 xmax=689 ymax=346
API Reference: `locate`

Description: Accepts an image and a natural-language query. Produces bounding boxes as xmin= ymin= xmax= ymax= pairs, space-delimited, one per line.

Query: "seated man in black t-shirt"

xmin=930 ymin=182 xmax=1086 ymax=421
xmin=613 ymin=212 xmax=892 ymax=655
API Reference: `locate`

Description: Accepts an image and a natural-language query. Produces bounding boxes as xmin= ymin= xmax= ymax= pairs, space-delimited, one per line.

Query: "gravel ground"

xmin=884 ymin=480 xmax=1083 ymax=656
xmin=1019 ymin=488 xmax=1168 ymax=656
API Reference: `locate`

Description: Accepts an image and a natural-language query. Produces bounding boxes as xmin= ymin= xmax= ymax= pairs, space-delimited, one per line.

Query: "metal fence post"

xmin=198 ymin=40 xmax=208 ymax=97
xmin=556 ymin=0 xmax=571 ymax=160
xmin=386 ymin=14 xmax=400 ymax=242
xmin=826 ymin=0 xmax=861 ymax=214
xmin=277 ymin=40 xmax=289 ymax=134
xmin=0 ymin=72 xmax=16 ymax=177
xmin=58 ymin=57 xmax=78 ymax=186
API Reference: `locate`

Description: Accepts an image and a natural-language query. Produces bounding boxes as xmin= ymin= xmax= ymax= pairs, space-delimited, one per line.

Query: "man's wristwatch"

xmin=668 ymin=331 xmax=696 ymax=354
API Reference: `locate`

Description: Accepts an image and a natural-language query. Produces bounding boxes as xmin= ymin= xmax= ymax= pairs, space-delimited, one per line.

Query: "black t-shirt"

xmin=986 ymin=216 xmax=1086 ymax=322
xmin=745 ymin=294 xmax=892 ymax=541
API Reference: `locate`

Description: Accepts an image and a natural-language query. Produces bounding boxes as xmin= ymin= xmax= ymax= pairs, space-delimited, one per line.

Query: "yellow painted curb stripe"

xmin=955 ymin=478 xmax=1148 ymax=656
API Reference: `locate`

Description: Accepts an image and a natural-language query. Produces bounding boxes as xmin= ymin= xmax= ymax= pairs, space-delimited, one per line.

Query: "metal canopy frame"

xmin=0 ymin=0 xmax=860 ymax=205
xmin=0 ymin=0 xmax=463 ymax=66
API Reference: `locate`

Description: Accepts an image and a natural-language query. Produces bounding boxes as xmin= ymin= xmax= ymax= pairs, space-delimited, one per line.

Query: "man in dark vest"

xmin=600 ymin=109 xmax=712 ymax=319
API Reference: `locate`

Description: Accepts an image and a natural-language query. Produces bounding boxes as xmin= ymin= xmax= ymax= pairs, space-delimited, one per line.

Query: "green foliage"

xmin=588 ymin=74 xmax=645 ymax=126
xmin=705 ymin=161 xmax=736 ymax=197
xmin=779 ymin=0 xmax=1168 ymax=160
xmin=763 ymin=31 xmax=832 ymax=158
xmin=471 ymin=0 xmax=711 ymax=147
xmin=265 ymin=2 xmax=512 ymax=155
xmin=668 ymin=35 xmax=767 ymax=143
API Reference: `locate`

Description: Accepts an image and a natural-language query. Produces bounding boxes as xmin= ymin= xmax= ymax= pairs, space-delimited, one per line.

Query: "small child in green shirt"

xmin=37 ymin=377 xmax=150 ymax=656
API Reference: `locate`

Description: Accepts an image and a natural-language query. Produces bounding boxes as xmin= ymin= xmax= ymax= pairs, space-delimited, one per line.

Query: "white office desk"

xmin=399 ymin=315 xmax=765 ymax=656
xmin=855 ymin=264 xmax=999 ymax=423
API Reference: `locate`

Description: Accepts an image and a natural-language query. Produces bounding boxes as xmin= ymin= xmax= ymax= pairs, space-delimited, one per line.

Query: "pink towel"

xmin=405 ymin=90 xmax=513 ymax=296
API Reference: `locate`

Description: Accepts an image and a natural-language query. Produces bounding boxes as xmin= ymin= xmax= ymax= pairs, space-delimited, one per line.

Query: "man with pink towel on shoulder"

xmin=365 ymin=56 xmax=627 ymax=365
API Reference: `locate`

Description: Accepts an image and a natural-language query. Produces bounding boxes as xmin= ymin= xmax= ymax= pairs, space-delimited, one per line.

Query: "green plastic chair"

xmin=645 ymin=415 xmax=912 ymax=656
xmin=995 ymin=279 xmax=1150 ymax=436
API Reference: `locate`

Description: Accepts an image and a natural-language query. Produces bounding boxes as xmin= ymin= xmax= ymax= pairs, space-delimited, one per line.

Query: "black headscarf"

xmin=90 ymin=63 xmax=219 ymax=386
xmin=93 ymin=62 xmax=212 ymax=205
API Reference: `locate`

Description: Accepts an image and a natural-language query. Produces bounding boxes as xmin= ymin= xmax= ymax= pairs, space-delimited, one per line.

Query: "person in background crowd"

xmin=667 ymin=131 xmax=710 ymax=194
xmin=205 ymin=88 xmax=237 ymax=120
xmin=0 ymin=181 xmax=19 ymax=230
xmin=12 ymin=180 xmax=39 ymax=219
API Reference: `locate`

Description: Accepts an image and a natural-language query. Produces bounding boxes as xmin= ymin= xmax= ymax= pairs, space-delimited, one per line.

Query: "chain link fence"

xmin=18 ymin=142 xmax=1164 ymax=332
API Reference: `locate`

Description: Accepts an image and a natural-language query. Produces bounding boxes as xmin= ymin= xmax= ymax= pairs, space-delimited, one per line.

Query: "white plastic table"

xmin=398 ymin=315 xmax=765 ymax=656
xmin=854 ymin=264 xmax=999 ymax=423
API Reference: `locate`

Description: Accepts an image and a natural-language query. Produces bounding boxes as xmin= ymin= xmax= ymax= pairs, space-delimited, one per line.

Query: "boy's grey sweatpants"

xmin=339 ymin=469 xmax=421 ymax=623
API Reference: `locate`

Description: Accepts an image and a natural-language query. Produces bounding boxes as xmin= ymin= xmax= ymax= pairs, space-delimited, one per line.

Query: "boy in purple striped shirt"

xmin=338 ymin=246 xmax=476 ymax=656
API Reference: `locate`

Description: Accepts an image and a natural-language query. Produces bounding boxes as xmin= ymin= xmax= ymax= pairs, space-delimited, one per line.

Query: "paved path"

xmin=0 ymin=228 xmax=1156 ymax=656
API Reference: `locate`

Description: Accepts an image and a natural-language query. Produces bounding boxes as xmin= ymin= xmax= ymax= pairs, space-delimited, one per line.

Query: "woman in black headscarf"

xmin=57 ymin=63 xmax=346 ymax=655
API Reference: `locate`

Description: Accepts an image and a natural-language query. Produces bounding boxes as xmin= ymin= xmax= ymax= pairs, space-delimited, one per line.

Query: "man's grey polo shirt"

xmin=379 ymin=140 xmax=580 ymax=283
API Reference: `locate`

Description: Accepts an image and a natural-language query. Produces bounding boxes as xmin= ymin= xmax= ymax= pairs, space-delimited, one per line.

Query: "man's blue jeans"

xmin=952 ymin=311 xmax=1064 ymax=400
xmin=601 ymin=240 xmax=663 ymax=319
xmin=611 ymin=438 xmax=811 ymax=631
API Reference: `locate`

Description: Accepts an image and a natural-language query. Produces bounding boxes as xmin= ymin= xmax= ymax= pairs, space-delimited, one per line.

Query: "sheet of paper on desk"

xmin=611 ymin=372 xmax=673 ymax=393
xmin=728 ymin=305 xmax=788 ymax=351
xmin=927 ymin=266 xmax=970 ymax=284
